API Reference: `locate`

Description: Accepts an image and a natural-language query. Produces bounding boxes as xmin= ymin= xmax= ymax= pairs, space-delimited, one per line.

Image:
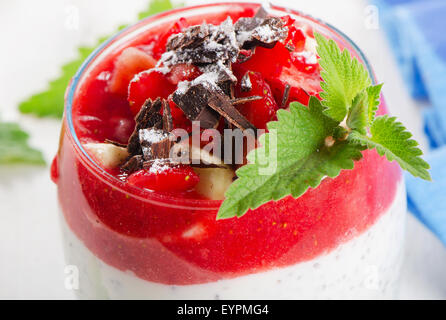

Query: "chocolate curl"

xmin=230 ymin=96 xmax=262 ymax=105
xmin=162 ymin=99 xmax=173 ymax=132
xmin=172 ymin=84 xmax=221 ymax=129
xmin=281 ymin=84 xmax=291 ymax=107
xmin=127 ymin=98 xmax=163 ymax=156
xmin=207 ymin=92 xmax=257 ymax=133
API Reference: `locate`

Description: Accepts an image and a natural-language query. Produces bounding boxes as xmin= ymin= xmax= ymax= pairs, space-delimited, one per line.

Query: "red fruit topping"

xmin=109 ymin=47 xmax=157 ymax=95
xmin=128 ymin=70 xmax=176 ymax=115
xmin=127 ymin=165 xmax=199 ymax=192
xmin=291 ymin=52 xmax=318 ymax=74
xmin=167 ymin=98 xmax=192 ymax=132
xmin=166 ymin=63 xmax=201 ymax=85
xmin=268 ymin=63 xmax=322 ymax=107
xmin=235 ymin=71 xmax=278 ymax=129
xmin=281 ymin=16 xmax=306 ymax=51
xmin=239 ymin=42 xmax=291 ymax=78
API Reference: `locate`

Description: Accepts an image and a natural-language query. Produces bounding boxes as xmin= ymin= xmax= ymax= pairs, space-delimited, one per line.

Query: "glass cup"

xmin=52 ymin=2 xmax=406 ymax=299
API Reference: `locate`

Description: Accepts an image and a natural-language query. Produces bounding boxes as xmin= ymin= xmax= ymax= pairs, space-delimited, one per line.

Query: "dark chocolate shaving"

xmin=164 ymin=19 xmax=239 ymax=67
xmin=166 ymin=25 xmax=210 ymax=51
xmin=172 ymin=83 xmax=221 ymax=129
xmin=127 ymin=98 xmax=163 ymax=156
xmin=135 ymin=98 xmax=163 ymax=129
xmin=281 ymin=84 xmax=291 ymax=107
xmin=141 ymin=159 xmax=225 ymax=170
xmin=105 ymin=139 xmax=127 ymax=148
xmin=250 ymin=17 xmax=288 ymax=49
xmin=230 ymin=96 xmax=262 ymax=105
xmin=121 ymin=155 xmax=144 ymax=173
xmin=218 ymin=80 xmax=236 ymax=98
xmin=162 ymin=99 xmax=173 ymax=132
xmin=174 ymin=81 xmax=256 ymax=133
xmin=224 ymin=118 xmax=234 ymax=130
xmin=235 ymin=15 xmax=288 ymax=50
xmin=139 ymin=128 xmax=174 ymax=160
xmin=234 ymin=16 xmax=264 ymax=38
xmin=207 ymin=92 xmax=257 ymax=133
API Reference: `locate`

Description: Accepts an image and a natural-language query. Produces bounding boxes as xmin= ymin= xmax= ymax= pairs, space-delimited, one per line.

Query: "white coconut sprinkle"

xmin=148 ymin=159 xmax=172 ymax=174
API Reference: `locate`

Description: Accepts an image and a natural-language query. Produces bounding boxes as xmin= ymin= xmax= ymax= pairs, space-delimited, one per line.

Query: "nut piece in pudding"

xmin=189 ymin=146 xmax=235 ymax=200
xmin=84 ymin=143 xmax=129 ymax=168
xmin=194 ymin=167 xmax=235 ymax=200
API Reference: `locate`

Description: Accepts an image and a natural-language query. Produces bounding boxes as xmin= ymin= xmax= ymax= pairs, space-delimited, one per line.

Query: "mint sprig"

xmin=18 ymin=0 xmax=176 ymax=118
xmin=218 ymin=32 xmax=430 ymax=219
xmin=0 ymin=122 xmax=45 ymax=165
xmin=218 ymin=97 xmax=364 ymax=219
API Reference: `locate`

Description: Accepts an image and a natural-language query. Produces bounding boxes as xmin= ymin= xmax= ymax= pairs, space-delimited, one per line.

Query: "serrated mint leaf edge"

xmin=348 ymin=116 xmax=431 ymax=181
xmin=366 ymin=83 xmax=383 ymax=124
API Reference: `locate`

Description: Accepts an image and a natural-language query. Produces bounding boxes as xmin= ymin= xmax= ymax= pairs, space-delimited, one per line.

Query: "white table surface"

xmin=0 ymin=0 xmax=445 ymax=299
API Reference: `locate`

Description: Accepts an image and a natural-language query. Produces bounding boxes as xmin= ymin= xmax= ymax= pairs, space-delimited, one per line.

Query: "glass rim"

xmin=65 ymin=1 xmax=377 ymax=210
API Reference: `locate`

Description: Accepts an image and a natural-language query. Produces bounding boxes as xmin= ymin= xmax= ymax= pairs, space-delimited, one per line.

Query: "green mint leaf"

xmin=346 ymin=90 xmax=368 ymax=135
xmin=366 ymin=83 xmax=383 ymax=124
xmin=18 ymin=0 xmax=176 ymax=118
xmin=314 ymin=32 xmax=371 ymax=122
xmin=138 ymin=0 xmax=177 ymax=20
xmin=348 ymin=115 xmax=431 ymax=180
xmin=0 ymin=122 xmax=45 ymax=165
xmin=217 ymin=97 xmax=364 ymax=219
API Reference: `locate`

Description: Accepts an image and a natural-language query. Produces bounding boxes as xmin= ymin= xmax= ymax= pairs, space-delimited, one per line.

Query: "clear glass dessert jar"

xmin=52 ymin=2 xmax=406 ymax=299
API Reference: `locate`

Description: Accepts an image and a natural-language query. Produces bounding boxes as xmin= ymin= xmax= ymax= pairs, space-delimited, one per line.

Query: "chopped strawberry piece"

xmin=281 ymin=16 xmax=306 ymax=51
xmin=234 ymin=71 xmax=278 ymax=130
xmin=109 ymin=47 xmax=157 ymax=96
xmin=238 ymin=42 xmax=291 ymax=78
xmin=291 ymin=52 xmax=319 ymax=74
xmin=127 ymin=165 xmax=199 ymax=192
xmin=268 ymin=64 xmax=322 ymax=107
xmin=166 ymin=64 xmax=201 ymax=85
xmin=167 ymin=98 xmax=192 ymax=132
xmin=128 ymin=70 xmax=176 ymax=115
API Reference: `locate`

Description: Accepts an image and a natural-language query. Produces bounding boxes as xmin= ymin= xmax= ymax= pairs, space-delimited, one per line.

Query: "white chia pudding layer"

xmin=60 ymin=181 xmax=406 ymax=300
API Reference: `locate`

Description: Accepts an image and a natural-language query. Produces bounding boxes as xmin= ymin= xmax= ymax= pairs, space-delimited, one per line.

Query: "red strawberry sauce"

xmin=53 ymin=3 xmax=401 ymax=285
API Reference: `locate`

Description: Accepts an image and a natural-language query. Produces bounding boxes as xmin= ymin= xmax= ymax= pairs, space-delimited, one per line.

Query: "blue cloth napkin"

xmin=405 ymin=148 xmax=446 ymax=245
xmin=373 ymin=0 xmax=446 ymax=245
